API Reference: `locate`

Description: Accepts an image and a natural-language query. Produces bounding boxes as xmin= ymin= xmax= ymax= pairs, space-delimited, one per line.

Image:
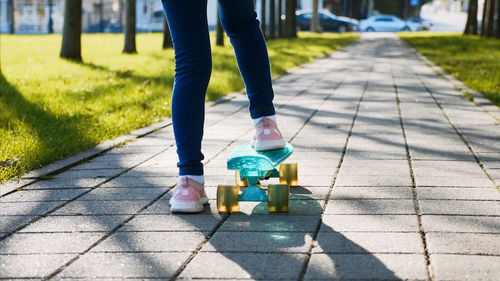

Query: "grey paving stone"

xmin=100 ymin=176 xmax=176 ymax=188
xmin=335 ymin=174 xmax=412 ymax=187
xmin=321 ymin=215 xmax=419 ymax=232
xmin=324 ymin=199 xmax=416 ymax=215
xmin=0 ymin=201 xmax=62 ymax=215
xmin=0 ymin=253 xmax=74 ymax=278
xmin=19 ymin=215 xmax=128 ymax=233
xmin=314 ymin=231 xmax=423 ymax=254
xmin=417 ymin=187 xmax=500 ymax=200
xmin=0 ymin=215 xmax=38 ymax=235
xmin=70 ymin=160 xmax=133 ymax=170
xmin=120 ymin=214 xmax=222 ymax=232
xmin=52 ymin=200 xmax=152 ymax=215
xmin=55 ymin=169 xmax=124 ymax=179
xmin=179 ymin=252 xmax=307 ymax=280
xmin=426 ymin=233 xmax=500 ymax=255
xmin=421 ymin=215 xmax=500 ymax=233
xmin=304 ymin=253 xmax=427 ymax=280
xmin=430 ymin=254 xmax=500 ymax=281
xmin=220 ymin=215 xmax=320 ymax=232
xmin=338 ymin=166 xmax=410 ymax=176
xmin=415 ymin=176 xmax=495 ymax=188
xmin=419 ymin=200 xmax=500 ymax=216
xmin=25 ymin=178 xmax=105 ymax=189
xmin=330 ymin=186 xmax=414 ymax=199
xmin=0 ymin=232 xmax=103 ymax=254
xmin=201 ymin=231 xmax=313 ymax=253
xmin=340 ymin=159 xmax=409 ymax=168
xmin=78 ymin=187 xmax=165 ymax=201
xmin=412 ymin=160 xmax=485 ymax=178
xmin=236 ymin=199 xmax=325 ymax=215
xmin=58 ymin=252 xmax=191 ymax=278
xmin=408 ymin=144 xmax=475 ymax=161
xmin=91 ymin=231 xmax=208 ymax=253
xmin=0 ymin=189 xmax=88 ymax=202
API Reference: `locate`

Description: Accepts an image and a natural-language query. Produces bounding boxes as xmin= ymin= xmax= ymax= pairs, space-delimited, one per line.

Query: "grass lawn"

xmin=0 ymin=32 xmax=359 ymax=183
xmin=399 ymin=32 xmax=500 ymax=107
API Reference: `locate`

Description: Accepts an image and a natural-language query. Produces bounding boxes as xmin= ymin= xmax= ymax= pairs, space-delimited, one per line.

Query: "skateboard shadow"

xmin=201 ymin=194 xmax=399 ymax=280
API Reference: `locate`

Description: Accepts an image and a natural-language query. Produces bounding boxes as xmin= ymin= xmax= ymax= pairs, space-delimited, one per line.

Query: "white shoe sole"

xmin=170 ymin=197 xmax=208 ymax=213
xmin=252 ymin=139 xmax=286 ymax=151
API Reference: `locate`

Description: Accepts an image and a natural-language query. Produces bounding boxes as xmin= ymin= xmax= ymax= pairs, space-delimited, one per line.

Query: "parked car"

xmin=360 ymin=15 xmax=410 ymax=32
xmin=296 ymin=10 xmax=359 ymax=33
xmin=406 ymin=16 xmax=433 ymax=31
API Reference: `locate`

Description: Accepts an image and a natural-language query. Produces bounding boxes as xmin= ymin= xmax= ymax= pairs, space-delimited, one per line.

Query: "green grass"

xmin=399 ymin=32 xmax=500 ymax=107
xmin=0 ymin=32 xmax=359 ymax=183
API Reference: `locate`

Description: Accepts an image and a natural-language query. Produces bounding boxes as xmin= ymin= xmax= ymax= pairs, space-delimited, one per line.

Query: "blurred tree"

xmin=48 ymin=0 xmax=54 ymax=33
xmin=497 ymin=0 xmax=500 ymax=38
xmin=123 ymin=0 xmax=137 ymax=54
xmin=8 ymin=0 xmax=14 ymax=34
xmin=481 ymin=0 xmax=488 ymax=35
xmin=464 ymin=0 xmax=478 ymax=34
xmin=162 ymin=15 xmax=172 ymax=49
xmin=269 ymin=0 xmax=275 ymax=39
xmin=261 ymin=0 xmax=267 ymax=39
xmin=216 ymin=6 xmax=224 ymax=46
xmin=284 ymin=0 xmax=297 ymax=38
xmin=311 ymin=0 xmax=321 ymax=32
xmin=278 ymin=0 xmax=283 ymax=37
xmin=485 ymin=0 xmax=496 ymax=37
xmin=60 ymin=0 xmax=82 ymax=60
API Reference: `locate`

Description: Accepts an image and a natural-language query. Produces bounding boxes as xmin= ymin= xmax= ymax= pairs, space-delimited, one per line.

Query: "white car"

xmin=360 ymin=15 xmax=410 ymax=32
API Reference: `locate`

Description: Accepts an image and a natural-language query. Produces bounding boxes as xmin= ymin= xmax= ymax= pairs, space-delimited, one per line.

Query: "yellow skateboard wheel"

xmin=267 ymin=184 xmax=290 ymax=212
xmin=279 ymin=163 xmax=298 ymax=187
xmin=235 ymin=170 xmax=249 ymax=187
xmin=217 ymin=185 xmax=239 ymax=213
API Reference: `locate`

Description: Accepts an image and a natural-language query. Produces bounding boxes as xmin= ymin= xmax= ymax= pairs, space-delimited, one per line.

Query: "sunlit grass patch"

xmin=399 ymin=32 xmax=500 ymax=107
xmin=0 ymin=32 xmax=359 ymax=183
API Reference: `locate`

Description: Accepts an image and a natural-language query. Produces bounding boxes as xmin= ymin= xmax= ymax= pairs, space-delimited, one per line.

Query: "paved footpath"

xmin=1 ymin=33 xmax=500 ymax=280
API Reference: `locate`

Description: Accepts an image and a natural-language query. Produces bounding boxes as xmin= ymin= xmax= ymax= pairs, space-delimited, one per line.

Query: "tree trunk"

xmin=481 ymin=0 xmax=488 ymax=35
xmin=278 ymin=0 xmax=283 ymax=37
xmin=261 ymin=0 xmax=267 ymax=39
xmin=311 ymin=0 xmax=320 ymax=32
xmin=8 ymin=0 xmax=14 ymax=34
xmin=284 ymin=0 xmax=297 ymax=38
xmin=216 ymin=6 xmax=224 ymax=46
xmin=162 ymin=15 xmax=172 ymax=49
xmin=464 ymin=0 xmax=478 ymax=34
xmin=47 ymin=0 xmax=54 ymax=33
xmin=123 ymin=0 xmax=137 ymax=53
xmin=60 ymin=0 xmax=82 ymax=60
xmin=485 ymin=0 xmax=496 ymax=37
xmin=497 ymin=0 xmax=500 ymax=38
xmin=269 ymin=0 xmax=275 ymax=39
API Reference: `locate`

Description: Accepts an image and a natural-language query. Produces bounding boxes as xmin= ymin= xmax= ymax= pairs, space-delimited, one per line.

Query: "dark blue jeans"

xmin=162 ymin=0 xmax=276 ymax=175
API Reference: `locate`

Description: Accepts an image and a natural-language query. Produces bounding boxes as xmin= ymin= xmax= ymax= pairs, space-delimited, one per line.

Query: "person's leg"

xmin=218 ymin=0 xmax=285 ymax=151
xmin=217 ymin=0 xmax=275 ymax=119
xmin=162 ymin=0 xmax=211 ymax=177
xmin=162 ymin=0 xmax=210 ymax=212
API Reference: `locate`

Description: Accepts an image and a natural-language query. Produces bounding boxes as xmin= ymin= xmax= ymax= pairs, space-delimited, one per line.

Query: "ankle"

xmin=178 ymin=175 xmax=205 ymax=185
xmin=252 ymin=115 xmax=277 ymax=126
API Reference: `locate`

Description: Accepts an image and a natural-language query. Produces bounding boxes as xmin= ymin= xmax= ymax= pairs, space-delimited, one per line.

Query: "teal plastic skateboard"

xmin=216 ymin=143 xmax=298 ymax=213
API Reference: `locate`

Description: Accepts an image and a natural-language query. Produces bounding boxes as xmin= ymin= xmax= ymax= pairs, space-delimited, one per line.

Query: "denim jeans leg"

xmin=218 ymin=0 xmax=276 ymax=119
xmin=162 ymin=0 xmax=212 ymax=175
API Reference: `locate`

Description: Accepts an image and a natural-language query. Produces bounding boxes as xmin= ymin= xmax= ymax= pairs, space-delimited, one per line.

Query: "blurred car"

xmin=406 ymin=16 xmax=433 ymax=31
xmin=296 ymin=10 xmax=359 ymax=33
xmin=360 ymin=15 xmax=410 ymax=32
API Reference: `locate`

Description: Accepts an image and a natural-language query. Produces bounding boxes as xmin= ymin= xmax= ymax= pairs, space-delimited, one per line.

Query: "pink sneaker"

xmin=169 ymin=177 xmax=208 ymax=213
xmin=251 ymin=117 xmax=286 ymax=151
